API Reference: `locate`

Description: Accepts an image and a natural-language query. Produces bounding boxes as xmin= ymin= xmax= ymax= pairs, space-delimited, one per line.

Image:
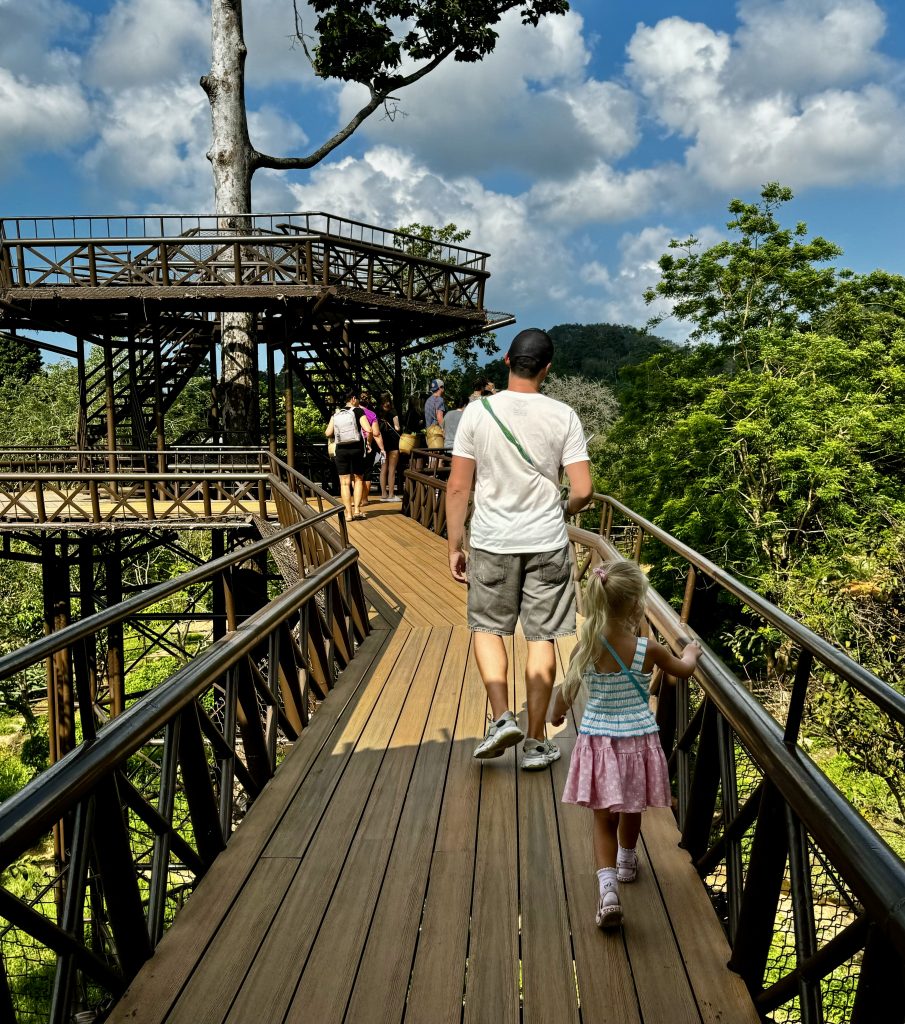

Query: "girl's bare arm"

xmin=648 ymin=638 xmax=702 ymax=679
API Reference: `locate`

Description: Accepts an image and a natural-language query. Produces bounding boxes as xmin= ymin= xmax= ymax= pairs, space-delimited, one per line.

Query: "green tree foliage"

xmin=598 ymin=184 xmax=905 ymax=821
xmin=644 ymin=182 xmax=841 ymax=366
xmin=309 ymin=1 xmax=570 ymax=92
xmin=0 ymin=362 xmax=79 ymax=447
xmin=0 ymin=335 xmax=41 ymax=385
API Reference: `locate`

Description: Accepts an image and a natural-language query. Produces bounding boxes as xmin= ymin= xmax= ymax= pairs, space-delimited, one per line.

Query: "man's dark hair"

xmin=507 ymin=328 xmax=554 ymax=378
xmin=471 ymin=375 xmax=489 ymax=392
xmin=343 ymin=387 xmax=359 ymax=403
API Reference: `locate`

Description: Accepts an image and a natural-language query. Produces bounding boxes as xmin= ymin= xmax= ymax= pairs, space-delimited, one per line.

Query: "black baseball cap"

xmin=507 ymin=328 xmax=554 ymax=370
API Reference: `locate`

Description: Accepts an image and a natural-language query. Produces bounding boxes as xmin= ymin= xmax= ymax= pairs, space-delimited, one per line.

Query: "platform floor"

xmin=109 ymin=510 xmax=759 ymax=1024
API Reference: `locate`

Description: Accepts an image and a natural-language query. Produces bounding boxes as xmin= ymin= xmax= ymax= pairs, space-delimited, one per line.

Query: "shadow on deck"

xmin=109 ymin=512 xmax=758 ymax=1024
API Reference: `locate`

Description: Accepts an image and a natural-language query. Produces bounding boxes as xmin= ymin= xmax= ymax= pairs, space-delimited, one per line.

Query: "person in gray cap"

xmin=446 ymin=328 xmax=593 ymax=770
xmin=424 ymin=378 xmax=446 ymax=430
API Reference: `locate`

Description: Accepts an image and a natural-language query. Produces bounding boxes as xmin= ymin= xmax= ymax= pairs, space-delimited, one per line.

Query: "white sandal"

xmin=596 ymin=889 xmax=623 ymax=929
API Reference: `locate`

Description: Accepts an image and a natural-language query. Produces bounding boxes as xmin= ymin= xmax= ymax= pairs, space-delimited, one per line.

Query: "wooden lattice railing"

xmin=0 ymin=213 xmax=489 ymax=313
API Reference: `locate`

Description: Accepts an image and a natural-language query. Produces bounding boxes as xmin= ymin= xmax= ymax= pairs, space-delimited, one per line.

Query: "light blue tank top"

xmin=578 ymin=636 xmax=659 ymax=737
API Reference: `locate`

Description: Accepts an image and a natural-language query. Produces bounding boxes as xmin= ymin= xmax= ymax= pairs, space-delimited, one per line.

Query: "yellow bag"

xmin=399 ymin=432 xmax=417 ymax=454
xmin=425 ymin=425 xmax=445 ymax=449
xmin=327 ymin=440 xmax=336 ymax=457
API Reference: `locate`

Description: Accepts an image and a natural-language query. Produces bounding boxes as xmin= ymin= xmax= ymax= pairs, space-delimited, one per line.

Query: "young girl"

xmin=551 ymin=559 xmax=702 ymax=929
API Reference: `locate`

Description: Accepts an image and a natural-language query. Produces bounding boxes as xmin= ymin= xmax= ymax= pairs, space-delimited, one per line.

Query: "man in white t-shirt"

xmin=447 ymin=328 xmax=593 ymax=770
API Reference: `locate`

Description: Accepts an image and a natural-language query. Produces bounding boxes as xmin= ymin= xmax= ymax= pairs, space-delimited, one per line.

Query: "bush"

xmin=0 ymin=751 xmax=30 ymax=802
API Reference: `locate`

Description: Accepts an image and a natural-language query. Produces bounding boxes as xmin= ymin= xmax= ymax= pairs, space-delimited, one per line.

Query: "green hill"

xmin=546 ymin=323 xmax=672 ymax=382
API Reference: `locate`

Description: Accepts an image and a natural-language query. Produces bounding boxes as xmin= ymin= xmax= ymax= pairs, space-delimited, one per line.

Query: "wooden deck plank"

xmin=621 ymin=834 xmax=703 ymax=1024
xmin=513 ymin=633 xmax=582 ymax=1024
xmin=463 ymin=636 xmax=520 ymax=1024
xmin=551 ymin=635 xmax=643 ymax=1024
xmin=642 ymin=807 xmax=762 ymax=1024
xmin=342 ymin=628 xmax=471 ymax=1023
xmin=216 ymin=629 xmax=438 ymax=1024
xmin=282 ymin=628 xmax=454 ymax=1024
xmin=108 ymin=623 xmax=403 ymax=1024
xmin=403 ymin=639 xmax=487 ymax=1024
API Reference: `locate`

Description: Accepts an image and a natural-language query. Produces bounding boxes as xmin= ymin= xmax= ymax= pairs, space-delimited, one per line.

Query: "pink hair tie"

xmin=593 ymin=565 xmax=609 ymax=584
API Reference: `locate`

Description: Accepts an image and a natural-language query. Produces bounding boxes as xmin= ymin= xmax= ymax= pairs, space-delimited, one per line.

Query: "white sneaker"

xmin=519 ymin=738 xmax=561 ymax=771
xmin=473 ymin=712 xmax=524 ymax=759
xmin=617 ymin=850 xmax=638 ymax=883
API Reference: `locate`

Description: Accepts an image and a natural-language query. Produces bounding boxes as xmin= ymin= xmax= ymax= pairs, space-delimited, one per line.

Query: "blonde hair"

xmin=560 ymin=558 xmax=649 ymax=705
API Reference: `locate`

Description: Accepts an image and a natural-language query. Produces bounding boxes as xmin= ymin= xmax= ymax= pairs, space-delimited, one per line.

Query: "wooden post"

xmin=105 ymin=538 xmax=125 ymax=718
xmin=283 ymin=331 xmax=295 ymax=470
xmin=43 ymin=537 xmax=74 ymax=764
xmin=75 ymin=336 xmax=88 ymax=461
xmin=78 ymin=540 xmax=97 ymax=705
xmin=152 ymin=314 xmax=166 ymax=490
xmin=266 ymin=341 xmax=277 ymax=456
xmin=208 ymin=332 xmax=220 ymax=444
xmin=104 ymin=338 xmax=117 ymax=471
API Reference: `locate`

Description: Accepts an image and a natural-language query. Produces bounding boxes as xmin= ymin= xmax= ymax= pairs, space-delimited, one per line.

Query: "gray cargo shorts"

xmin=466 ymin=545 xmax=576 ymax=641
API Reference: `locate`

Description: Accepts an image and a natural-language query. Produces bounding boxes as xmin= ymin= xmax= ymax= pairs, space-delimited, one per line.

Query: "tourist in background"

xmin=424 ymin=378 xmax=446 ymax=448
xmin=358 ymin=390 xmax=385 ymax=510
xmin=325 ymin=390 xmax=371 ymax=522
xmin=443 ymin=394 xmax=468 ymax=449
xmin=469 ymin=375 xmax=497 ymax=402
xmin=378 ymin=393 xmax=401 ymax=501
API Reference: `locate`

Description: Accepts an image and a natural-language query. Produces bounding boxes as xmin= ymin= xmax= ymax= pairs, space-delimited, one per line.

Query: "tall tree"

xmin=203 ymin=0 xmax=569 ymax=439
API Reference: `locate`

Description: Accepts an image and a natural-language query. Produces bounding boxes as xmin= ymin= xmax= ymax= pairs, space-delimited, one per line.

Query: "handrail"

xmin=572 ymin=524 xmax=905 ymax=957
xmin=0 ymin=545 xmax=357 ymax=867
xmin=0 ymin=505 xmax=343 ymax=679
xmin=590 ymin=494 xmax=905 ymax=725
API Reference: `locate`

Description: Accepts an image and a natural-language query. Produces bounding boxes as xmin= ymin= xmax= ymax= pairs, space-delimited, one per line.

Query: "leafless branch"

xmin=253 ymin=46 xmax=455 ymax=172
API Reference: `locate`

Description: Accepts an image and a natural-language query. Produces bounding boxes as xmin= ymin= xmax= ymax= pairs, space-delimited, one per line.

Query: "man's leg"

xmin=473 ymin=631 xmax=509 ymax=719
xmin=524 ymin=639 xmax=556 ymax=740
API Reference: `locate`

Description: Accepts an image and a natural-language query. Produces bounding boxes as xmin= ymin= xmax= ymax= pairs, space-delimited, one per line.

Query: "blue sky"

xmin=3 ymin=0 xmax=905 ymax=351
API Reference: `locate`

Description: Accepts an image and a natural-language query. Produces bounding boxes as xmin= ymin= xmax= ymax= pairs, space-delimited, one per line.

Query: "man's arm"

xmin=563 ymin=460 xmax=593 ymax=515
xmin=447 ymin=455 xmax=475 ymax=583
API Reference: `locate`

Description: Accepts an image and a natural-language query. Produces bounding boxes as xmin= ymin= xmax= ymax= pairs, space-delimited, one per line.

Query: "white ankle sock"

xmin=617 ymin=844 xmax=636 ymax=865
xmin=596 ymin=867 xmax=618 ymax=898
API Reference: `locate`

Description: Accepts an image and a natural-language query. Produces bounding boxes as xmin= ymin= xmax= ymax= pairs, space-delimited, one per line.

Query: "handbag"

xmin=399 ymin=432 xmax=417 ymax=453
xmin=425 ymin=424 xmax=445 ymax=449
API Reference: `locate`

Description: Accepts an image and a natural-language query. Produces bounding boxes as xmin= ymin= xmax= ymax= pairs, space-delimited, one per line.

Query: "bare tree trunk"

xmin=202 ymin=0 xmax=259 ymax=446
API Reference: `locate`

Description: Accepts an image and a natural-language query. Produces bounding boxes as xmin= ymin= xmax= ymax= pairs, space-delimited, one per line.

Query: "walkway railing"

xmin=0 ymin=498 xmax=370 ymax=1023
xmin=0 ymin=213 xmax=489 ymax=312
xmin=402 ymin=471 xmax=905 ymax=1023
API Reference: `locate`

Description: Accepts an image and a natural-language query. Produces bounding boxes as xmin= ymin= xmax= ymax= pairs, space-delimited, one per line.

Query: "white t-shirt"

xmin=452 ymin=390 xmax=589 ymax=553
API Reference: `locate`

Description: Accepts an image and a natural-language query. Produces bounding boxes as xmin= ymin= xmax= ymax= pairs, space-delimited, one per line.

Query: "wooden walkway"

xmin=110 ymin=509 xmax=759 ymax=1024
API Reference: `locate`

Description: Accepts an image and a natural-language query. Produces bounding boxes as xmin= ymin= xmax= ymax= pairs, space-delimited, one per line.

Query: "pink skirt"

xmin=561 ymin=733 xmax=671 ymax=812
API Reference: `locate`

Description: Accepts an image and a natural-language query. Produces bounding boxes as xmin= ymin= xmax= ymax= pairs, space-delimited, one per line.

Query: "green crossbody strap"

xmin=601 ymin=637 xmax=650 ymax=702
xmin=481 ymin=398 xmax=535 ymax=466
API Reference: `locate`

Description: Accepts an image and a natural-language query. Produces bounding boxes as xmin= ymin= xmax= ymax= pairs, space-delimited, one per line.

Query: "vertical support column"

xmin=208 ymin=332 xmax=220 ymax=444
xmin=78 ymin=539 xmax=97 ymax=705
xmin=75 ymin=335 xmax=88 ymax=461
xmin=266 ymin=342 xmax=277 ymax=456
xmin=104 ymin=336 xmax=117 ymax=472
xmin=105 ymin=537 xmax=125 ymax=718
xmin=211 ymin=530 xmax=226 ymax=642
xmin=43 ymin=536 xmax=74 ymax=764
xmin=283 ymin=329 xmax=295 ymax=470
xmin=152 ymin=313 xmax=166 ymax=486
xmin=393 ymin=341 xmax=403 ymax=412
